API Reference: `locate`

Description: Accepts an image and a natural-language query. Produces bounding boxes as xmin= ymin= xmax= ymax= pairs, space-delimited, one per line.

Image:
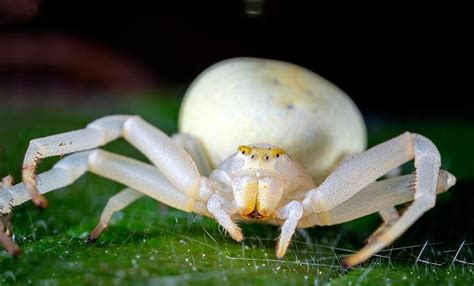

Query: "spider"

xmin=0 ymin=58 xmax=456 ymax=267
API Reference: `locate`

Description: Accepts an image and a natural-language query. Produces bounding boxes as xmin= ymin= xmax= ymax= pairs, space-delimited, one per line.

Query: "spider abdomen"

xmin=179 ymin=57 xmax=367 ymax=183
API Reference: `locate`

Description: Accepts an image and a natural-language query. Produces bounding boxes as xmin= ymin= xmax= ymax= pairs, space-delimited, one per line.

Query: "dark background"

xmin=0 ymin=0 xmax=470 ymax=118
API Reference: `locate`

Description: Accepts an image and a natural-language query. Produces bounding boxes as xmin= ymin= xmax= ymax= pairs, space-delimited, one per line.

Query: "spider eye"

xmin=238 ymin=145 xmax=252 ymax=156
xmin=271 ymin=148 xmax=286 ymax=158
xmin=251 ymin=154 xmax=255 ymax=159
xmin=264 ymin=155 xmax=270 ymax=160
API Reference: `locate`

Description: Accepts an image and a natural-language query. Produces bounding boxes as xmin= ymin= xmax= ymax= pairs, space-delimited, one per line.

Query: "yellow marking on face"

xmin=238 ymin=145 xmax=252 ymax=155
xmin=270 ymin=148 xmax=286 ymax=158
xmin=238 ymin=145 xmax=286 ymax=160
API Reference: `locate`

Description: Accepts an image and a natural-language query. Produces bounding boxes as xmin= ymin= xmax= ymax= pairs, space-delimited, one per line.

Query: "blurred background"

xmin=0 ymin=0 xmax=470 ymax=118
xmin=0 ymin=1 xmax=472 ymax=284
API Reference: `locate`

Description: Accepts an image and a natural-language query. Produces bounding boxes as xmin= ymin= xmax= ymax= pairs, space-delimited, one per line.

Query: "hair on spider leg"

xmin=407 ymin=183 xmax=417 ymax=191
xmin=33 ymin=151 xmax=44 ymax=165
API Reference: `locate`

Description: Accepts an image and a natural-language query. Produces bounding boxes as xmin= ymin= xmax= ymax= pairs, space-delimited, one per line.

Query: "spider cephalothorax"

xmin=215 ymin=144 xmax=314 ymax=221
xmin=0 ymin=58 xmax=456 ymax=267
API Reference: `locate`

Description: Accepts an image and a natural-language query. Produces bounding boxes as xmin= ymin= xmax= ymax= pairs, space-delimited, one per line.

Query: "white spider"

xmin=0 ymin=58 xmax=456 ymax=267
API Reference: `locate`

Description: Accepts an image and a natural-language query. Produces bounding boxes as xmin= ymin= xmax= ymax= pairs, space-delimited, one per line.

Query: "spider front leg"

xmin=172 ymin=133 xmax=212 ymax=176
xmin=302 ymin=132 xmax=456 ymax=267
xmin=207 ymin=194 xmax=243 ymax=242
xmin=275 ymin=201 xmax=303 ymax=258
xmin=21 ymin=115 xmax=202 ymax=209
xmin=21 ymin=115 xmax=131 ymax=207
xmin=2 ymin=148 xmax=213 ymax=252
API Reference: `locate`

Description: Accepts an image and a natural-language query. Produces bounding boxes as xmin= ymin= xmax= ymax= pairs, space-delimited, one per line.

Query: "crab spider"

xmin=0 ymin=116 xmax=456 ymax=266
xmin=0 ymin=58 xmax=456 ymax=267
